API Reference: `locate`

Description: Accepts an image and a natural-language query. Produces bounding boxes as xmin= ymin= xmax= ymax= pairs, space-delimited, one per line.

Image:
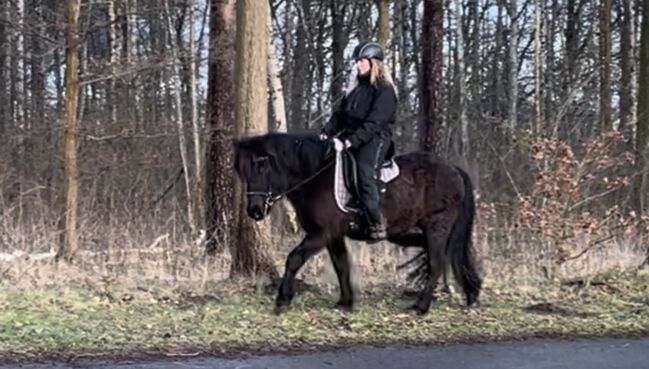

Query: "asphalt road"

xmin=3 ymin=336 xmax=649 ymax=369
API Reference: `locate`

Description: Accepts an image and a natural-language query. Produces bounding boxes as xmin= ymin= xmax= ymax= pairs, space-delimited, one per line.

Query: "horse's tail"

xmin=448 ymin=167 xmax=482 ymax=306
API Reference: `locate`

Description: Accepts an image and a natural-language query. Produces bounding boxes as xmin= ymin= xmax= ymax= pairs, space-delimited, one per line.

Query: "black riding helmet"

xmin=352 ymin=41 xmax=384 ymax=61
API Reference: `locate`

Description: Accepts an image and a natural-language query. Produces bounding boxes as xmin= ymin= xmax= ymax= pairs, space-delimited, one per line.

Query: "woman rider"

xmin=320 ymin=41 xmax=397 ymax=240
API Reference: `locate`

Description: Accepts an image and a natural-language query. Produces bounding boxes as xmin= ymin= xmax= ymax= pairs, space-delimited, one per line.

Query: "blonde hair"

xmin=344 ymin=59 xmax=397 ymax=97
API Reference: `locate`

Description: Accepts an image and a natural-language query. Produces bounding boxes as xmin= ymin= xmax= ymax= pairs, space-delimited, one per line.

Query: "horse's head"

xmin=233 ymin=134 xmax=290 ymax=220
xmin=233 ymin=132 xmax=329 ymax=221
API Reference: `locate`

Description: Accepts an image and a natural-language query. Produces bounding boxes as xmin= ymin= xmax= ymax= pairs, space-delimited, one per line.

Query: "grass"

xmin=0 ymin=267 xmax=648 ymax=362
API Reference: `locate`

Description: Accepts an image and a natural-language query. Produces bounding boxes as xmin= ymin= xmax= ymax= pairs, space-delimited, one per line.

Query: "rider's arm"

xmin=321 ymin=96 xmax=347 ymax=137
xmin=347 ymin=85 xmax=396 ymax=148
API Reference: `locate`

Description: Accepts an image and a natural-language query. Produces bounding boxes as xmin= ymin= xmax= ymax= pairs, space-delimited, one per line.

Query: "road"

xmin=3 ymin=336 xmax=648 ymax=369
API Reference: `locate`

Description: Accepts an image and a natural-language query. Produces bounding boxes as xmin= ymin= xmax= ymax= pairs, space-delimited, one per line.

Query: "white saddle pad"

xmin=333 ymin=151 xmax=400 ymax=213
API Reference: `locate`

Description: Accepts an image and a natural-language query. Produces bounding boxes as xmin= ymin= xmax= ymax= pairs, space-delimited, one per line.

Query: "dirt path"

xmin=3 ymin=336 xmax=648 ymax=369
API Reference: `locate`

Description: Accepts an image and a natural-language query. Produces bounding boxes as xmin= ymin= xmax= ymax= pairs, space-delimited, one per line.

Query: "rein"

xmin=246 ymin=152 xmax=336 ymax=203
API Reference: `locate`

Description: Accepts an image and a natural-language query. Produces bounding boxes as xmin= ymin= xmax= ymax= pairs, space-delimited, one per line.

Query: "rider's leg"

xmin=353 ymin=136 xmax=387 ymax=239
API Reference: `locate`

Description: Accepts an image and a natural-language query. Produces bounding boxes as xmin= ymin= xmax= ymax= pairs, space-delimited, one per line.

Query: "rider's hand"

xmin=344 ymin=139 xmax=352 ymax=149
xmin=333 ymin=138 xmax=344 ymax=152
xmin=319 ymin=133 xmax=328 ymax=141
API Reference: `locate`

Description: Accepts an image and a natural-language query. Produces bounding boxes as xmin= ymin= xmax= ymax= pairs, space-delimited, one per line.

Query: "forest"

xmin=2 ymin=0 xmax=646 ymax=277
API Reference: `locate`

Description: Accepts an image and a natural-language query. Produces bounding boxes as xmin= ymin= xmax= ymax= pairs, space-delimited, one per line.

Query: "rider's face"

xmin=355 ymin=58 xmax=371 ymax=76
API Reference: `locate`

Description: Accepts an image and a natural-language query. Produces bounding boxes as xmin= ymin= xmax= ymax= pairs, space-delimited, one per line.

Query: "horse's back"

xmin=387 ymin=150 xmax=467 ymax=210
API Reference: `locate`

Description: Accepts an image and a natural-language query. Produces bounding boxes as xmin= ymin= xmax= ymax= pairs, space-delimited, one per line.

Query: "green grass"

xmin=1 ymin=269 xmax=648 ymax=361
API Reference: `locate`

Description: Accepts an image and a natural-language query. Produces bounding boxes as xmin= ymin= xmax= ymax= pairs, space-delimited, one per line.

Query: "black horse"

xmin=233 ymin=132 xmax=482 ymax=314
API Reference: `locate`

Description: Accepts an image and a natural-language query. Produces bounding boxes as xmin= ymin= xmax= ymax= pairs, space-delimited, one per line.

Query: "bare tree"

xmin=507 ymin=0 xmax=518 ymax=130
xmin=599 ymin=0 xmax=612 ymax=131
xmin=375 ymin=0 xmax=389 ymax=46
xmin=419 ymin=0 xmax=444 ymax=154
xmin=188 ymin=0 xmax=204 ymax=231
xmin=534 ymin=0 xmax=543 ymax=134
xmin=637 ymin=0 xmax=649 ymax=215
xmin=205 ymin=0 xmax=236 ymax=254
xmin=619 ymin=0 xmax=634 ymax=134
xmin=232 ymin=0 xmax=277 ymax=278
xmin=56 ymin=0 xmax=81 ymax=262
xmin=164 ymin=0 xmax=195 ymax=234
xmin=454 ymin=0 xmax=468 ymax=157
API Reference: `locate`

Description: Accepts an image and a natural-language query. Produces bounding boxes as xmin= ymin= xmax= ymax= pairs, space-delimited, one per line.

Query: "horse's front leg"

xmin=275 ymin=231 xmax=326 ymax=313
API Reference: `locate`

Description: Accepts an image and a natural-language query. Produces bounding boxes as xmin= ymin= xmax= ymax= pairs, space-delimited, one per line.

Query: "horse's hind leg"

xmin=412 ymin=221 xmax=452 ymax=314
xmin=276 ymin=232 xmax=326 ymax=313
xmin=326 ymin=237 xmax=354 ymax=310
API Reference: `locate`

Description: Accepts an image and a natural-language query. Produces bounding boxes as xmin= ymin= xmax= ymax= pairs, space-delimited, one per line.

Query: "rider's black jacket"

xmin=322 ymin=74 xmax=397 ymax=148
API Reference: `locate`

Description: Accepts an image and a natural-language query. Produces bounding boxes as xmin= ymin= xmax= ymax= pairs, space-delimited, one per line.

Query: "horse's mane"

xmin=233 ymin=131 xmax=329 ymax=182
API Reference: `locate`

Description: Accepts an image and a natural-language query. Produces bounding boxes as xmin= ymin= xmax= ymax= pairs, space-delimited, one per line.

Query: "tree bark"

xmin=205 ymin=0 xmax=236 ymax=254
xmin=636 ymin=0 xmax=649 ymax=215
xmin=419 ymin=0 xmax=444 ymax=154
xmin=289 ymin=1 xmax=308 ymax=129
xmin=233 ymin=0 xmax=277 ymax=278
xmin=375 ymin=0 xmax=389 ymax=46
xmin=188 ymin=0 xmax=204 ymax=231
xmin=454 ymin=0 xmax=468 ymax=157
xmin=165 ymin=0 xmax=195 ymax=235
xmin=330 ymin=0 xmax=346 ymax=105
xmin=0 ymin=0 xmax=6 ymax=134
xmin=534 ymin=0 xmax=543 ymax=134
xmin=107 ymin=0 xmax=118 ymax=127
xmin=507 ymin=0 xmax=518 ymax=130
xmin=620 ymin=0 xmax=633 ymax=135
xmin=599 ymin=0 xmax=612 ymax=131
xmin=56 ymin=0 xmax=81 ymax=263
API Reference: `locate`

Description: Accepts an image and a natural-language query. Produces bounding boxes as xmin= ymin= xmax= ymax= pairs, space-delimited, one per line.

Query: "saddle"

xmin=334 ymin=142 xmax=400 ymax=214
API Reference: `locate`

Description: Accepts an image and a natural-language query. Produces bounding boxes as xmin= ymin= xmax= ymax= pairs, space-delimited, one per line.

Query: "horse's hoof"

xmin=466 ymin=299 xmax=481 ymax=309
xmin=335 ymin=301 xmax=354 ymax=313
xmin=408 ymin=303 xmax=430 ymax=315
xmin=274 ymin=304 xmax=290 ymax=315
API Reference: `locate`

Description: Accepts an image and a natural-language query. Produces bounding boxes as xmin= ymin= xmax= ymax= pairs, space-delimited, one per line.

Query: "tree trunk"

xmin=107 ymin=0 xmax=118 ymax=126
xmin=0 ymin=0 xmax=6 ymax=134
xmin=289 ymin=2 xmax=308 ymax=130
xmin=188 ymin=0 xmax=204 ymax=231
xmin=56 ymin=0 xmax=81 ymax=263
xmin=454 ymin=0 xmax=468 ymax=157
xmin=375 ymin=0 xmax=389 ymax=46
xmin=544 ymin=0 xmax=558 ymax=126
xmin=534 ymin=0 xmax=543 ymax=134
xmin=126 ymin=0 xmax=141 ymax=129
xmin=507 ymin=0 xmax=518 ymax=130
xmin=490 ymin=0 xmax=504 ymax=119
xmin=30 ymin=0 xmax=45 ymax=130
xmin=620 ymin=0 xmax=633 ymax=135
xmin=233 ymin=0 xmax=277 ymax=279
xmin=599 ymin=0 xmax=612 ymax=132
xmin=165 ymin=0 xmax=195 ymax=235
xmin=419 ymin=0 xmax=444 ymax=154
xmin=268 ymin=39 xmax=287 ymax=132
xmin=636 ymin=0 xmax=649 ymax=215
xmin=205 ymin=0 xmax=236 ymax=254
xmin=329 ymin=0 xmax=346 ymax=105
xmin=14 ymin=0 xmax=25 ymax=128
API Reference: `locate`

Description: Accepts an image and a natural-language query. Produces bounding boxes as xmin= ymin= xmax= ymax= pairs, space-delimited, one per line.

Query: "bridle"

xmin=245 ymin=154 xmax=334 ymax=209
